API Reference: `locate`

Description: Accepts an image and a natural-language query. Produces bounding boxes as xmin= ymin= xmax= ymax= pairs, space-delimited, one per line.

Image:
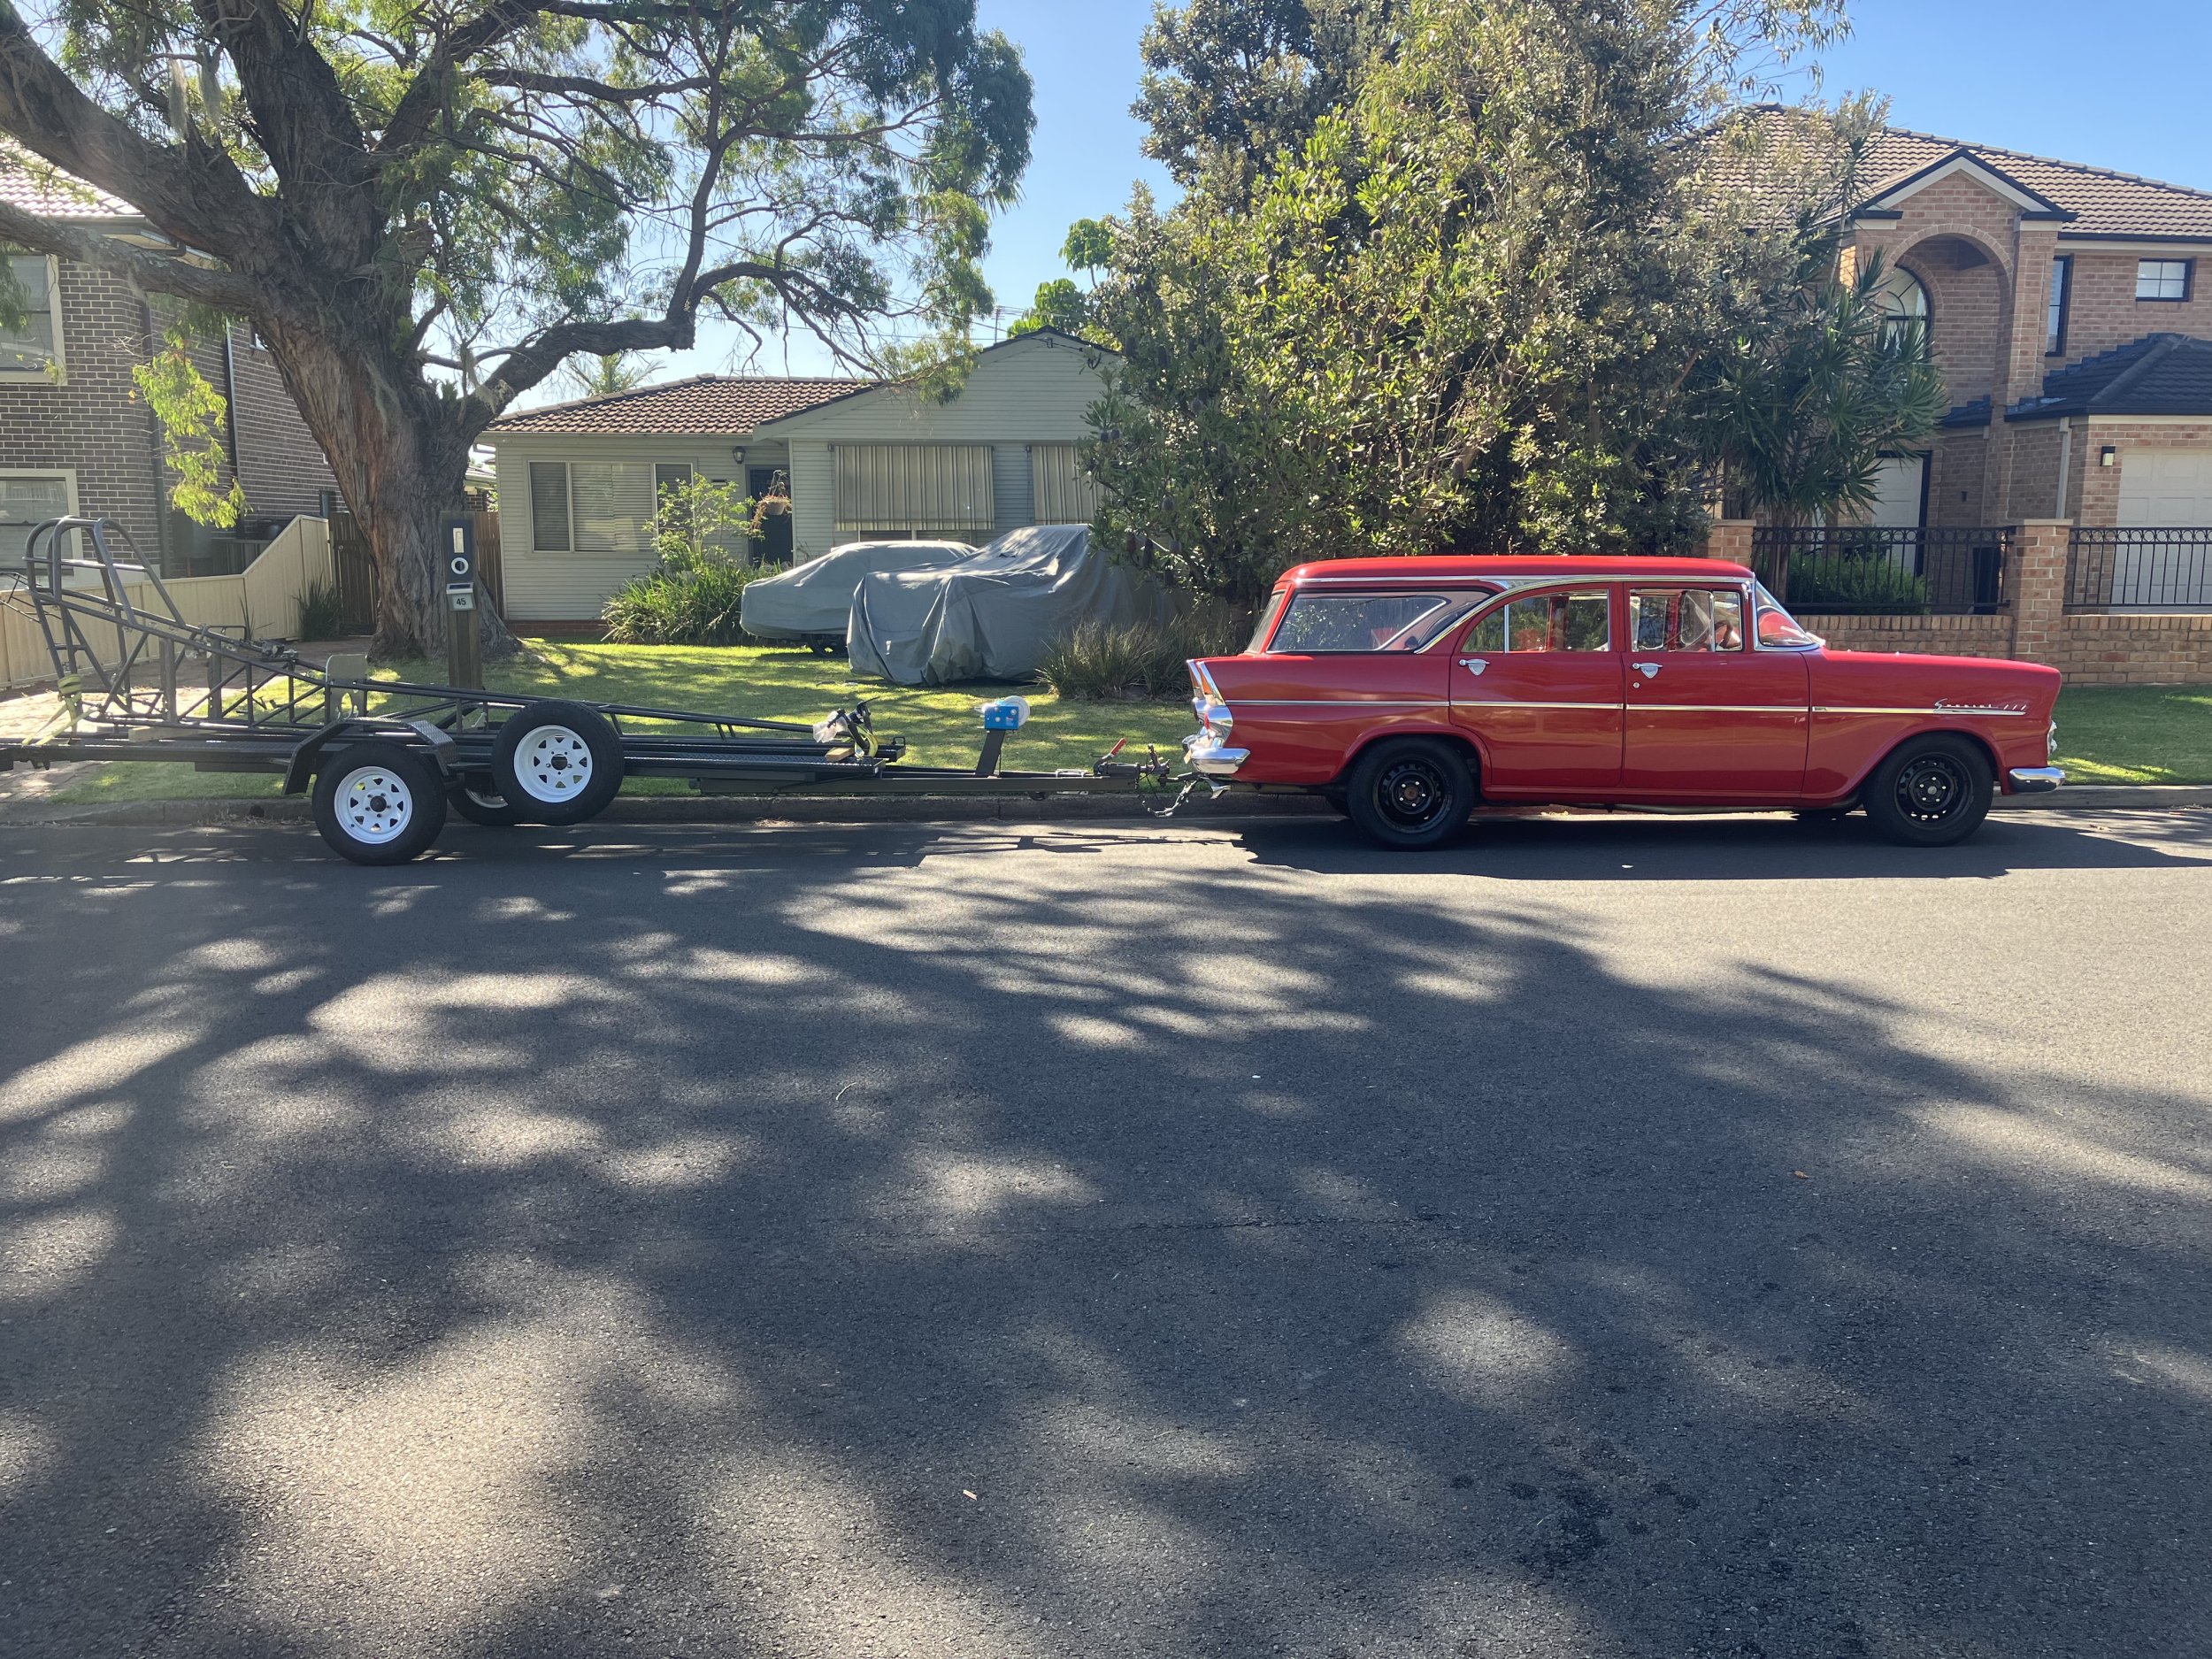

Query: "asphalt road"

xmin=3 ymin=810 xmax=2209 ymax=1659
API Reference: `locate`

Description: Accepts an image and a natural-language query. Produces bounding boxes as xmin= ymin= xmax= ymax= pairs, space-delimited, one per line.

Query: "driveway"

xmin=3 ymin=811 xmax=2209 ymax=1658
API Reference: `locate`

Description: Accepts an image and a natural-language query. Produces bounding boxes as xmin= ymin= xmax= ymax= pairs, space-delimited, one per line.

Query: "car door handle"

xmin=1632 ymin=661 xmax=1662 ymax=679
xmin=1458 ymin=657 xmax=1487 ymax=675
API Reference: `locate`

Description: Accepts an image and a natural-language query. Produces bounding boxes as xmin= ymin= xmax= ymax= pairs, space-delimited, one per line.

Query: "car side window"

xmin=1629 ymin=588 xmax=1745 ymax=652
xmin=1271 ymin=590 xmax=1482 ymax=652
xmin=1464 ymin=588 xmax=1612 ymax=654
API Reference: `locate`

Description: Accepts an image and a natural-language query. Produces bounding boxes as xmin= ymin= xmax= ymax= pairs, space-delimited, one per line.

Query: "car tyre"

xmin=448 ymin=779 xmax=531 ymax=826
xmin=313 ymin=741 xmax=447 ymax=865
xmin=493 ymin=700 xmax=624 ymax=826
xmin=1863 ymin=733 xmax=1993 ymax=847
xmin=1344 ymin=737 xmax=1475 ymax=851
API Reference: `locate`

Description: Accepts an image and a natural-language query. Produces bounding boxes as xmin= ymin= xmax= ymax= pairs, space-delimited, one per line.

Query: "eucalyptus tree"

xmin=0 ymin=0 xmax=1031 ymax=655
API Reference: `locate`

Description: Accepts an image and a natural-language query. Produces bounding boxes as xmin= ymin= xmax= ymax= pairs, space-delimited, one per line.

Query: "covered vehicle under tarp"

xmin=847 ymin=524 xmax=1169 ymax=685
xmin=739 ymin=540 xmax=974 ymax=644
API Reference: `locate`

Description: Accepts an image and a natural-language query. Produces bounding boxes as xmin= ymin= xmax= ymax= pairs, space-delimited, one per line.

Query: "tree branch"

xmin=0 ymin=4 xmax=271 ymax=262
xmin=0 ymin=199 xmax=263 ymax=311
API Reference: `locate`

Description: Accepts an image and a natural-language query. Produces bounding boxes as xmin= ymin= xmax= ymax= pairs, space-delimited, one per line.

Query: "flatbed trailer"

xmin=1 ymin=518 xmax=1205 ymax=864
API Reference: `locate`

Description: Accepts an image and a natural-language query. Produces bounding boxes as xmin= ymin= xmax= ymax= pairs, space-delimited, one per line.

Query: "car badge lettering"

xmin=1933 ymin=697 xmax=2029 ymax=715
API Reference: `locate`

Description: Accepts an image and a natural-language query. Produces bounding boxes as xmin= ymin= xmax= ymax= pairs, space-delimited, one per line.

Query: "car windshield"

xmin=1752 ymin=581 xmax=1821 ymax=648
xmin=1268 ymin=589 xmax=1486 ymax=653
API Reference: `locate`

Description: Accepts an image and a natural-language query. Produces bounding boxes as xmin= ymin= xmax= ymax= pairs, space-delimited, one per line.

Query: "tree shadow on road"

xmin=2 ymin=822 xmax=2208 ymax=1658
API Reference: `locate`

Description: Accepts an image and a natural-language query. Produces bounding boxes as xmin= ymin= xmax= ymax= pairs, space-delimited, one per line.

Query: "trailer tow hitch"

xmin=1093 ymin=740 xmax=1221 ymax=817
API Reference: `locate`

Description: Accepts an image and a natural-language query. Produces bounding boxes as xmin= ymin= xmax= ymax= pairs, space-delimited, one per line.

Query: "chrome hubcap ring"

xmin=336 ymin=766 xmax=414 ymax=845
xmin=514 ymin=726 xmax=593 ymax=803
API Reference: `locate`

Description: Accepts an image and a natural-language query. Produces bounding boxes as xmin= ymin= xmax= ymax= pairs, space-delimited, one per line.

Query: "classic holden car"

xmin=1183 ymin=556 xmax=2063 ymax=849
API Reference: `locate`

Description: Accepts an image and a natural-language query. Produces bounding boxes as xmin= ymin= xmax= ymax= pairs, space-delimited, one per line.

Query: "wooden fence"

xmin=330 ymin=505 xmax=503 ymax=633
xmin=1 ymin=516 xmax=334 ymax=693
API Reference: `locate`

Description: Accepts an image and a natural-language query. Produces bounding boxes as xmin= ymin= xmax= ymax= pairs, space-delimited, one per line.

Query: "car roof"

xmin=1277 ymin=556 xmax=1755 ymax=586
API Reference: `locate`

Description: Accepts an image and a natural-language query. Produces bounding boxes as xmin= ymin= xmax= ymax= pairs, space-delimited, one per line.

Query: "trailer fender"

xmin=282 ymin=718 xmax=358 ymax=795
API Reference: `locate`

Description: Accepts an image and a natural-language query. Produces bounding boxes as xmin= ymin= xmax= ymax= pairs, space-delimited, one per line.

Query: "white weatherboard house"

xmin=488 ymin=329 xmax=1110 ymax=623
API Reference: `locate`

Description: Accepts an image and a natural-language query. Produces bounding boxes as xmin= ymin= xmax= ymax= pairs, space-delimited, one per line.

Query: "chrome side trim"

xmin=1629 ymin=703 xmax=1808 ymax=714
xmin=1816 ymin=704 xmax=2030 ymax=717
xmin=1462 ymin=700 xmax=1624 ymax=711
xmin=2007 ymin=766 xmax=2063 ymax=793
xmin=1233 ymin=698 xmax=1449 ymax=708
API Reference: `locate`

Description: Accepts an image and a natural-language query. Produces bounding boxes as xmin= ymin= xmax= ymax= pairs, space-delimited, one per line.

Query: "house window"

xmin=0 ymin=472 xmax=75 ymax=567
xmin=2046 ymin=256 xmax=2071 ymax=355
xmin=2136 ymin=259 xmax=2193 ymax=301
xmin=0 ymin=252 xmax=62 ymax=377
xmin=834 ymin=444 xmax=995 ymax=536
xmin=1033 ymin=444 xmax=1101 ymax=523
xmin=1872 ymin=264 xmax=1930 ymax=349
xmin=529 ymin=462 xmax=572 ymax=551
xmin=653 ymin=463 xmax=694 ymax=503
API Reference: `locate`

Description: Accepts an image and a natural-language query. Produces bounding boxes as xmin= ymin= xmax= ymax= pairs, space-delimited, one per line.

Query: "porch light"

xmin=2100 ymin=446 xmax=2116 ymax=467
xmin=732 ymin=445 xmax=747 ymax=465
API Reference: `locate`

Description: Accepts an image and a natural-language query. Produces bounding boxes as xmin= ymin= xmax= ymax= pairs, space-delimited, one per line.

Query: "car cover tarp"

xmin=739 ymin=540 xmax=974 ymax=641
xmin=846 ymin=524 xmax=1169 ymax=685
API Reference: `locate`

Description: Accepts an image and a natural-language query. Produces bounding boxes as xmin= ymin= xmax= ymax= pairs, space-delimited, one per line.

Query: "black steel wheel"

xmin=492 ymin=700 xmax=624 ymax=826
xmin=312 ymin=741 xmax=448 ymax=865
xmin=447 ymin=779 xmax=531 ymax=826
xmin=1344 ymin=737 xmax=1475 ymax=851
xmin=1863 ymin=734 xmax=1993 ymax=847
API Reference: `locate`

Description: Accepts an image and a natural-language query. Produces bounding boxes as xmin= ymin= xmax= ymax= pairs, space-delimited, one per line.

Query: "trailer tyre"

xmin=448 ymin=780 xmax=531 ymax=827
xmin=493 ymin=701 xmax=624 ymax=825
xmin=313 ymin=742 xmax=448 ymax=865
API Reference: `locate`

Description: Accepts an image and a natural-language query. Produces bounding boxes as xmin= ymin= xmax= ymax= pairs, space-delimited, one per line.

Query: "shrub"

xmin=296 ymin=576 xmax=348 ymax=640
xmin=602 ymin=554 xmax=762 ymax=645
xmin=1035 ymin=608 xmax=1245 ymax=700
xmin=1786 ymin=553 xmax=1930 ymax=615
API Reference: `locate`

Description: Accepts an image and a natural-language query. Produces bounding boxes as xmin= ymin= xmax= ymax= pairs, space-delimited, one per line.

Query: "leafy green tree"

xmin=560 ymin=353 xmax=658 ymax=402
xmin=1134 ymin=0 xmax=1400 ymax=196
xmin=1089 ymin=0 xmax=1880 ymax=604
xmin=0 ymin=2 xmax=1031 ymax=657
xmin=1009 ymin=220 xmax=1121 ymax=340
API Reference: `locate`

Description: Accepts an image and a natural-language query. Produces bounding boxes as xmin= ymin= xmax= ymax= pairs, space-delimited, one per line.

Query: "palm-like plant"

xmin=1704 ymin=250 xmax=1949 ymax=593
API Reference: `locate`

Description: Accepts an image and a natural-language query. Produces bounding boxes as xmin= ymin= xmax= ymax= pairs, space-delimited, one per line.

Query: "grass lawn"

xmin=38 ymin=644 xmax=2212 ymax=801
xmin=2052 ymin=684 xmax=2212 ymax=784
xmin=50 ymin=640 xmax=1202 ymax=802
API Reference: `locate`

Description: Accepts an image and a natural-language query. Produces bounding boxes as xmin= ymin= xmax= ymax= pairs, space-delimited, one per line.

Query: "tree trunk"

xmin=260 ymin=321 xmax=518 ymax=664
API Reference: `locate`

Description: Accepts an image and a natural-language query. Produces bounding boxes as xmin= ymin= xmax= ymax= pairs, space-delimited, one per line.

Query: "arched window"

xmin=1873 ymin=265 xmax=1931 ymax=349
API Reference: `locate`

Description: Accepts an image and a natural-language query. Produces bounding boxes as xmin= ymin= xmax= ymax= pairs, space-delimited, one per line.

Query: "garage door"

xmin=2111 ymin=449 xmax=2212 ymax=606
xmin=2118 ymin=449 xmax=2212 ymax=526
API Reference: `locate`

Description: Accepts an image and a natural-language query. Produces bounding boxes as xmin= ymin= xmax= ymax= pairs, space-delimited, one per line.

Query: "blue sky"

xmin=627 ymin=0 xmax=2212 ymax=389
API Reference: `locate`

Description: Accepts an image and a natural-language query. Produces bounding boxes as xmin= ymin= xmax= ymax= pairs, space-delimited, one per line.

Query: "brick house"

xmin=1818 ymin=123 xmax=2212 ymax=533
xmin=1696 ymin=118 xmax=2212 ymax=682
xmin=0 ymin=152 xmax=335 ymax=577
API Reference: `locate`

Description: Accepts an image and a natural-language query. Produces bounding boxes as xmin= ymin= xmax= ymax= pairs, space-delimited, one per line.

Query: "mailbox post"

xmin=442 ymin=515 xmax=482 ymax=689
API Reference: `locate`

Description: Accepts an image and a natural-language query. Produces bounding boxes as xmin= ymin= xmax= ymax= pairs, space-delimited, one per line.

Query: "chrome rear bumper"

xmin=1184 ymin=734 xmax=1250 ymax=778
xmin=2007 ymin=766 xmax=2064 ymax=794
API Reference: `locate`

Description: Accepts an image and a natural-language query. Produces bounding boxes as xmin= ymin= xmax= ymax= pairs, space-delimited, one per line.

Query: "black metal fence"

xmin=2065 ymin=527 xmax=2212 ymax=611
xmin=1749 ymin=526 xmax=2012 ymax=615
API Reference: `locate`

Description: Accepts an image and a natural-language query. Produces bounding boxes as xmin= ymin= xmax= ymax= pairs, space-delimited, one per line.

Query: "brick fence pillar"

xmin=2009 ymin=519 xmax=2071 ymax=668
xmin=1697 ymin=519 xmax=1755 ymax=564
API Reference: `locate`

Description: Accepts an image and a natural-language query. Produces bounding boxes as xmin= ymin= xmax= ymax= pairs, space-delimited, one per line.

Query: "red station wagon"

xmin=1183 ymin=557 xmax=2064 ymax=849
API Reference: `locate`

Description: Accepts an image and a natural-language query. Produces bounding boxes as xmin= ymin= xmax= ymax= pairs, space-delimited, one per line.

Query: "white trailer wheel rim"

xmin=336 ymin=765 xmax=415 ymax=845
xmin=513 ymin=725 xmax=594 ymax=803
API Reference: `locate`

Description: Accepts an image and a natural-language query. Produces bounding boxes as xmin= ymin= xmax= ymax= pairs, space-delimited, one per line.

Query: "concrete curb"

xmin=1 ymin=784 xmax=2202 ymax=830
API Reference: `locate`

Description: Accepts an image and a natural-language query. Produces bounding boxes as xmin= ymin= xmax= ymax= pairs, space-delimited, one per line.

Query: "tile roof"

xmin=489 ymin=373 xmax=872 ymax=436
xmin=0 ymin=143 xmax=140 ymax=221
xmin=2007 ymin=333 xmax=2212 ymax=419
xmin=1861 ymin=127 xmax=2212 ymax=241
xmin=1715 ymin=111 xmax=2212 ymax=242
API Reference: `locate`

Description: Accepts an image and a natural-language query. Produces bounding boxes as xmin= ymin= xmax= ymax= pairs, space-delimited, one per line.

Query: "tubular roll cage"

xmin=0 ymin=517 xmax=1186 ymax=801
